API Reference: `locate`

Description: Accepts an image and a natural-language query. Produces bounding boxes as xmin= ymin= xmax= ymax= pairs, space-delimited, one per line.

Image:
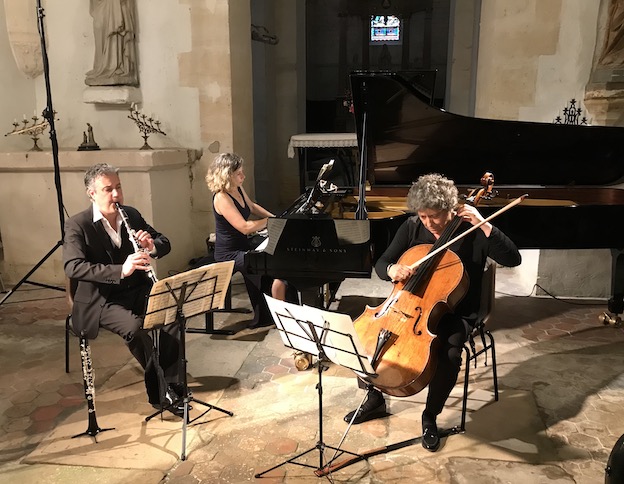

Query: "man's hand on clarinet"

xmin=134 ymin=229 xmax=155 ymax=252
xmin=122 ymin=251 xmax=152 ymax=278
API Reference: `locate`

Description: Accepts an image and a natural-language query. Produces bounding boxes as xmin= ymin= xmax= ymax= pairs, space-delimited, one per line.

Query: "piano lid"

xmin=350 ymin=70 xmax=624 ymax=187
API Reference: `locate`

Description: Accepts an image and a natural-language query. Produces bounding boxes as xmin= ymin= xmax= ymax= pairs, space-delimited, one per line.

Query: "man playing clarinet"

xmin=63 ymin=163 xmax=184 ymax=417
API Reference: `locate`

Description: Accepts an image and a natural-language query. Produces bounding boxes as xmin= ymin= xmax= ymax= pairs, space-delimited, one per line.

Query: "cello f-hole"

xmin=412 ymin=306 xmax=422 ymax=335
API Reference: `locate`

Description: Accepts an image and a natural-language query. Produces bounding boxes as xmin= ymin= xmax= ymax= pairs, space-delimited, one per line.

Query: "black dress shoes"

xmin=169 ymin=382 xmax=187 ymax=399
xmin=150 ymin=385 xmax=188 ymax=418
xmin=344 ymin=388 xmax=386 ymax=425
xmin=421 ymin=411 xmax=440 ymax=452
xmin=152 ymin=401 xmax=186 ymax=418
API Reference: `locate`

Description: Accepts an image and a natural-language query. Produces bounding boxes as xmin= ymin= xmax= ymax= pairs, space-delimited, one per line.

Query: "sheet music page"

xmin=305 ymin=305 xmax=374 ymax=374
xmin=265 ymin=296 xmax=327 ymax=356
xmin=334 ymin=219 xmax=370 ymax=245
xmin=143 ymin=261 xmax=234 ymax=329
xmin=265 ymin=218 xmax=287 ymax=255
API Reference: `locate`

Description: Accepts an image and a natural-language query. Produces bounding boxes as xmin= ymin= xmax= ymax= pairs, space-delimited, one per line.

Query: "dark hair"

xmin=84 ymin=163 xmax=119 ymax=190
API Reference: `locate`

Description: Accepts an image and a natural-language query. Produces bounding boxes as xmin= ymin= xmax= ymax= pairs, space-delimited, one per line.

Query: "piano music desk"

xmin=288 ymin=133 xmax=358 ymax=191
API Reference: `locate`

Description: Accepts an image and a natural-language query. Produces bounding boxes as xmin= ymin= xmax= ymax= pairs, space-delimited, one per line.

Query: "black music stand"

xmin=143 ymin=261 xmax=235 ymax=460
xmin=255 ymin=296 xmax=375 ymax=478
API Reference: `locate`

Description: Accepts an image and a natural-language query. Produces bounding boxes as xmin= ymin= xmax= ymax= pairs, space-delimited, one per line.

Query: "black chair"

xmin=460 ymin=260 xmax=498 ymax=431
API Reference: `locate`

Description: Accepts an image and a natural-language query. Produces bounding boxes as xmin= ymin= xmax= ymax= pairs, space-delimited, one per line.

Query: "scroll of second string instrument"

xmin=115 ymin=202 xmax=158 ymax=283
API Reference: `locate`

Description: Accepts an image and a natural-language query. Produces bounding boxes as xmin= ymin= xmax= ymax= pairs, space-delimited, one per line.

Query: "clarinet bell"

xmin=293 ymin=351 xmax=313 ymax=371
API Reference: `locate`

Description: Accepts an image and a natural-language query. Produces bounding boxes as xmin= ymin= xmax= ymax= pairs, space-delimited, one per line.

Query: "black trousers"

xmin=100 ymin=285 xmax=180 ymax=404
xmin=215 ymin=249 xmax=273 ymax=327
xmin=424 ymin=313 xmax=472 ymax=417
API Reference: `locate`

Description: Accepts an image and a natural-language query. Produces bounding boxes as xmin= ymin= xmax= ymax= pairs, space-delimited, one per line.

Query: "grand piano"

xmin=347 ymin=70 xmax=624 ymax=316
xmin=248 ymin=70 xmax=624 ymax=316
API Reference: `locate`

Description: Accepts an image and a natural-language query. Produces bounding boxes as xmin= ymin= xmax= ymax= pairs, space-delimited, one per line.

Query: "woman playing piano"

xmin=206 ymin=153 xmax=287 ymax=328
xmin=345 ymin=173 xmax=521 ymax=452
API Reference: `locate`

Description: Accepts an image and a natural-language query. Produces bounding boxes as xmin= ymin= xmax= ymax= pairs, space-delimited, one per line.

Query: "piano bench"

xmin=186 ymin=281 xmax=251 ymax=335
xmin=186 ymin=243 xmax=252 ymax=335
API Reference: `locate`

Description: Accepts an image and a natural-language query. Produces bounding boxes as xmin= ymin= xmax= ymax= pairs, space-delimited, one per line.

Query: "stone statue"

xmin=85 ymin=0 xmax=138 ymax=86
xmin=87 ymin=123 xmax=96 ymax=145
xmin=599 ymin=0 xmax=624 ymax=67
xmin=78 ymin=123 xmax=101 ymax=151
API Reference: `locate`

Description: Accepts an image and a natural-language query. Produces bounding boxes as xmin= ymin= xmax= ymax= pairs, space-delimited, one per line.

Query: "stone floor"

xmin=0 ymin=269 xmax=623 ymax=483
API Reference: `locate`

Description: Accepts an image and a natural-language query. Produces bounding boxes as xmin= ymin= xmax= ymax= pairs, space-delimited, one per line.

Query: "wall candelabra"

xmin=128 ymin=104 xmax=166 ymax=150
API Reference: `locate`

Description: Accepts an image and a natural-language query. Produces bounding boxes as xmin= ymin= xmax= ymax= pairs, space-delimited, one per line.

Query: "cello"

xmin=352 ymin=173 xmax=523 ymax=397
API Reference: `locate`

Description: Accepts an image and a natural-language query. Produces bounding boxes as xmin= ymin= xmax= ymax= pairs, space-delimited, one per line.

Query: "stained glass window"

xmin=370 ymin=15 xmax=401 ymax=43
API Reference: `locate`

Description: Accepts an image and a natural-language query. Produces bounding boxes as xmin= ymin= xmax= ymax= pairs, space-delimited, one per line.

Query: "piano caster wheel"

xmin=294 ymin=351 xmax=313 ymax=371
xmin=600 ymin=312 xmax=622 ymax=327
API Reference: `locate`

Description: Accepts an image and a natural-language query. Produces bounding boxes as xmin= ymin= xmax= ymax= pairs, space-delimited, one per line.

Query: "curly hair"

xmin=205 ymin=153 xmax=244 ymax=193
xmin=407 ymin=173 xmax=458 ymax=213
xmin=84 ymin=163 xmax=119 ymax=191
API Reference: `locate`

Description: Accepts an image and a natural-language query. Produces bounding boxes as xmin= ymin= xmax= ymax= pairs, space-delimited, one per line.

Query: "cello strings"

xmin=403 ymin=215 xmax=464 ymax=294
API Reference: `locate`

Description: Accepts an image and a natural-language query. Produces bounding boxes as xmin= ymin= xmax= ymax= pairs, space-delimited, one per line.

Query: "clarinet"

xmin=115 ymin=202 xmax=158 ymax=283
xmin=73 ymin=335 xmax=114 ymax=440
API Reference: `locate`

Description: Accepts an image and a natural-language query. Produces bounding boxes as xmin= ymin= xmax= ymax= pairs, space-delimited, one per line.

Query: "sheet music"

xmin=306 ymin=305 xmax=374 ymax=374
xmin=265 ymin=296 xmax=375 ymax=375
xmin=334 ymin=219 xmax=370 ymax=245
xmin=266 ymin=297 xmax=326 ymax=356
xmin=143 ymin=260 xmax=234 ymax=329
xmin=265 ymin=218 xmax=287 ymax=255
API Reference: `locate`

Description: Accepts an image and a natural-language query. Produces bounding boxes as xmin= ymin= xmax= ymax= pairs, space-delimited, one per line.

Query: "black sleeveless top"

xmin=214 ymin=187 xmax=251 ymax=258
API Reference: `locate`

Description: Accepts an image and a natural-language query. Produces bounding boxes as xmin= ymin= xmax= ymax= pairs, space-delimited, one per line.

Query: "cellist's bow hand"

xmin=388 ymin=263 xmax=414 ymax=283
xmin=456 ymin=204 xmax=493 ymax=236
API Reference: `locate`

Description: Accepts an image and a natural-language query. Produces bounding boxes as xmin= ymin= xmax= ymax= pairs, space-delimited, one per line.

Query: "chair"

xmin=185 ymin=238 xmax=251 ymax=335
xmin=459 ymin=259 xmax=498 ymax=431
xmin=65 ymin=278 xmax=78 ymax=373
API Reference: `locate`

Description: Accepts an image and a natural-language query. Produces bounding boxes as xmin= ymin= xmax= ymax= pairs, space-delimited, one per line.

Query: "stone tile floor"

xmin=0 ymin=272 xmax=623 ymax=483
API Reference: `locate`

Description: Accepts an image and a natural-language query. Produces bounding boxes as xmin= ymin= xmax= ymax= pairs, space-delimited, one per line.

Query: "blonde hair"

xmin=205 ymin=153 xmax=243 ymax=193
xmin=407 ymin=173 xmax=458 ymax=212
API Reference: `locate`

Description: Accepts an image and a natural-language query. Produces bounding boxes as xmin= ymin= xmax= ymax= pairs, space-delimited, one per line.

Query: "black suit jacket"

xmin=63 ymin=204 xmax=171 ymax=339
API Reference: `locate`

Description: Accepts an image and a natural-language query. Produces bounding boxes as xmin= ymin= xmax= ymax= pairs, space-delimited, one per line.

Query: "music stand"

xmin=254 ymin=296 xmax=376 ymax=478
xmin=143 ymin=261 xmax=235 ymax=460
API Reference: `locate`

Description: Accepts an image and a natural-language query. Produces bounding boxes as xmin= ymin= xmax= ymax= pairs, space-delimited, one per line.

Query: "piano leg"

xmin=297 ymin=282 xmax=341 ymax=310
xmin=601 ymin=249 xmax=624 ymax=327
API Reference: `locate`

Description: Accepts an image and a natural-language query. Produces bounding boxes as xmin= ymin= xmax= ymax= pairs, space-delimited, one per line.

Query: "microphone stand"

xmin=0 ymin=0 xmax=66 ymax=305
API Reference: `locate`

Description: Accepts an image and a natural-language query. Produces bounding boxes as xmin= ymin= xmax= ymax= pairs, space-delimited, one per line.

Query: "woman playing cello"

xmin=344 ymin=173 xmax=521 ymax=452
